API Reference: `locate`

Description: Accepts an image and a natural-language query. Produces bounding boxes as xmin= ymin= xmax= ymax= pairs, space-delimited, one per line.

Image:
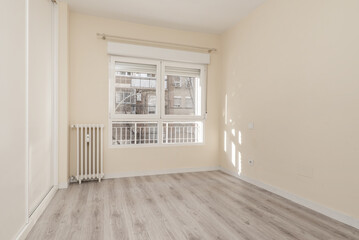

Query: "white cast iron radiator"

xmin=72 ymin=124 xmax=104 ymax=184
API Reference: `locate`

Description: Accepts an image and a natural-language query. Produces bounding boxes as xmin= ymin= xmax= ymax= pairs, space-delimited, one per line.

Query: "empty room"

xmin=1 ymin=0 xmax=359 ymax=239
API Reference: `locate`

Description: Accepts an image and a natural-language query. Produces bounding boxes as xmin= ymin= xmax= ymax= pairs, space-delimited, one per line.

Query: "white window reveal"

xmin=109 ymin=56 xmax=207 ymax=147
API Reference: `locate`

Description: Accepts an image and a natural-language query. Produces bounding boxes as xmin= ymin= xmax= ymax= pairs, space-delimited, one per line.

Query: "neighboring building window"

xmin=116 ymin=89 xmax=135 ymax=104
xmin=136 ymin=92 xmax=142 ymax=101
xmin=173 ymin=79 xmax=181 ymax=88
xmin=173 ymin=96 xmax=181 ymax=108
xmin=148 ymin=95 xmax=156 ymax=114
xmin=109 ymin=57 xmax=206 ymax=146
xmin=185 ymin=97 xmax=193 ymax=108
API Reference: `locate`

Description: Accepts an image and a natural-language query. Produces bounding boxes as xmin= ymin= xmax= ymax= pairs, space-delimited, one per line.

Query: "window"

xmin=116 ymin=89 xmax=135 ymax=104
xmin=164 ymin=66 xmax=201 ymax=116
xmin=185 ymin=97 xmax=193 ymax=108
xmin=109 ymin=56 xmax=206 ymax=147
xmin=148 ymin=95 xmax=156 ymax=114
xmin=112 ymin=61 xmax=158 ymax=115
xmin=173 ymin=79 xmax=181 ymax=88
xmin=173 ymin=96 xmax=181 ymax=108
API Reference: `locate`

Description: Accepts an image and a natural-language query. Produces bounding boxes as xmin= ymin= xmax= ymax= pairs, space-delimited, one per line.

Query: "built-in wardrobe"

xmin=0 ymin=0 xmax=58 ymax=239
xmin=28 ymin=0 xmax=56 ymax=216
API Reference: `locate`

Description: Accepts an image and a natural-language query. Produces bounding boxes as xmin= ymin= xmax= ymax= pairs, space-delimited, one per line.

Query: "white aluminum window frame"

xmin=109 ymin=56 xmax=207 ymax=148
xmin=161 ymin=61 xmax=206 ymax=121
xmin=109 ymin=56 xmax=161 ymax=120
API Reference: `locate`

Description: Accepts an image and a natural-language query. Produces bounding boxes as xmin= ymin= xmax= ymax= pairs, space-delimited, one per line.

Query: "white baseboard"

xmin=219 ymin=167 xmax=359 ymax=230
xmin=15 ymin=186 xmax=58 ymax=240
xmin=104 ymin=166 xmax=220 ymax=179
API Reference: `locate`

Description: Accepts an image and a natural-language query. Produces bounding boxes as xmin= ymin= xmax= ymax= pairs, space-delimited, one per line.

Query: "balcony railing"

xmin=162 ymin=123 xmax=200 ymax=144
xmin=112 ymin=122 xmax=202 ymax=146
xmin=112 ymin=122 xmax=158 ymax=145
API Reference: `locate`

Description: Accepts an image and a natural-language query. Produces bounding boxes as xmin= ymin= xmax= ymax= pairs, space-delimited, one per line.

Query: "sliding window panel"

xmin=110 ymin=57 xmax=161 ymax=119
xmin=28 ymin=0 xmax=54 ymax=215
xmin=162 ymin=62 xmax=206 ymax=120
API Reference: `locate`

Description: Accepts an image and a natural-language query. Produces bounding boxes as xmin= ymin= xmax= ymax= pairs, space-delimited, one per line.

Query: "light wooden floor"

xmin=26 ymin=171 xmax=359 ymax=240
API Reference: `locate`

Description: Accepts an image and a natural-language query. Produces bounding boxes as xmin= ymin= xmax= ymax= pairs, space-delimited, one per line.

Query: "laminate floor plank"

xmin=184 ymin=173 xmax=301 ymax=240
xmin=193 ymin=172 xmax=326 ymax=239
xmin=26 ymin=171 xmax=359 ymax=240
xmin=209 ymin=171 xmax=359 ymax=240
xmin=146 ymin=175 xmax=214 ymax=240
xmin=159 ymin=174 xmax=240 ymax=240
xmin=166 ymin=173 xmax=263 ymax=240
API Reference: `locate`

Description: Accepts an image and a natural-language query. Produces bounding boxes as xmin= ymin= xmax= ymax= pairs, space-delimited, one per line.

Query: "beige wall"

xmin=68 ymin=13 xmax=221 ymax=177
xmin=0 ymin=1 xmax=27 ymax=239
xmin=220 ymin=0 xmax=359 ymax=218
xmin=58 ymin=1 xmax=70 ymax=187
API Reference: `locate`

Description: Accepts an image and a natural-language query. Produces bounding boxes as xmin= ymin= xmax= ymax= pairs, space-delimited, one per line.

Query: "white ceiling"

xmin=65 ymin=0 xmax=266 ymax=34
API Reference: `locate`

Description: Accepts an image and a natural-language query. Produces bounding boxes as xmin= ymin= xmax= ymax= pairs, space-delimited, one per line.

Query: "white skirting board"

xmin=104 ymin=166 xmax=220 ymax=179
xmin=219 ymin=167 xmax=359 ymax=230
xmin=15 ymin=186 xmax=58 ymax=240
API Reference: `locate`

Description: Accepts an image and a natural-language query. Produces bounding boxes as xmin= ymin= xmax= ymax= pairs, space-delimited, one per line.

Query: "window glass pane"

xmin=162 ymin=122 xmax=203 ymax=144
xmin=173 ymin=96 xmax=181 ymax=108
xmin=114 ymin=62 xmax=157 ymax=115
xmin=164 ymin=66 xmax=201 ymax=116
xmin=185 ymin=97 xmax=192 ymax=108
xmin=112 ymin=122 xmax=158 ymax=145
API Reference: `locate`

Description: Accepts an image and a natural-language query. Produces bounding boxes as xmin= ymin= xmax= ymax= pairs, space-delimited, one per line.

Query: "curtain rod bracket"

xmin=97 ymin=33 xmax=106 ymax=40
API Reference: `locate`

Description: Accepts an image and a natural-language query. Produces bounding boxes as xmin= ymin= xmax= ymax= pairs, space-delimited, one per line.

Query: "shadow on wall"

xmin=223 ymin=94 xmax=243 ymax=176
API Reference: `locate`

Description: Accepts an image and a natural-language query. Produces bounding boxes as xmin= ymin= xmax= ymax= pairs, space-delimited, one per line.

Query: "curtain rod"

xmin=96 ymin=33 xmax=217 ymax=53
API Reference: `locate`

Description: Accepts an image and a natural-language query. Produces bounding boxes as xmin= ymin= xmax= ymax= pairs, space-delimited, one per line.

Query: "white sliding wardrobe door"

xmin=28 ymin=0 xmax=54 ymax=215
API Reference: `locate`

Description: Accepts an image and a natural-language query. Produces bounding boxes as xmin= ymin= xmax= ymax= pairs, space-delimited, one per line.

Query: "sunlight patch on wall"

xmin=224 ymin=131 xmax=227 ymax=152
xmin=224 ymin=94 xmax=228 ymax=125
xmin=238 ymin=151 xmax=242 ymax=175
xmin=231 ymin=142 xmax=236 ymax=167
